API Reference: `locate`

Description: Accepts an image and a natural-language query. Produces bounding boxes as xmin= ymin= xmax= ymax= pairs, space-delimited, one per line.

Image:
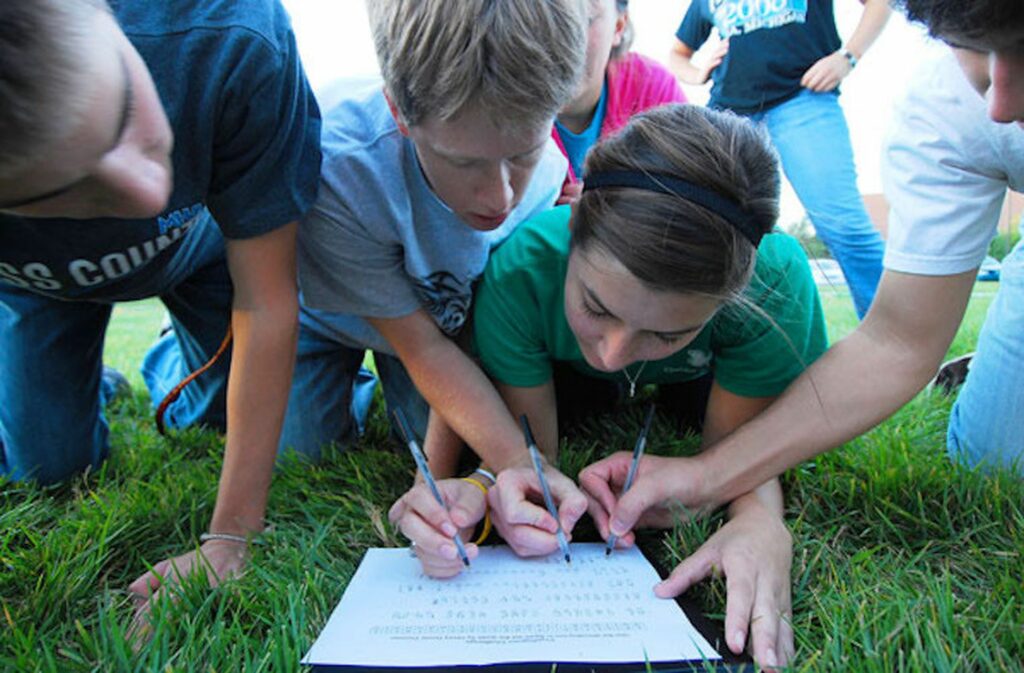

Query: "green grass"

xmin=2 ymin=288 xmax=1021 ymax=672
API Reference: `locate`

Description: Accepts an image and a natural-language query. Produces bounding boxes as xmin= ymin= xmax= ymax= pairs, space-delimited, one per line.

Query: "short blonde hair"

xmin=0 ymin=0 xmax=104 ymax=179
xmin=368 ymin=0 xmax=587 ymax=130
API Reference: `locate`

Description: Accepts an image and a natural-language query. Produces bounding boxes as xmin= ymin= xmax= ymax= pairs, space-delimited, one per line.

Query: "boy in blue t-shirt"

xmin=0 ymin=0 xmax=320 ymax=616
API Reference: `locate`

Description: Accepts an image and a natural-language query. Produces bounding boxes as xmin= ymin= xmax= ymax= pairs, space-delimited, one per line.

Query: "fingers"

xmin=608 ymin=477 xmax=666 ymax=541
xmin=128 ymin=558 xmax=172 ymax=598
xmin=749 ymin=563 xmax=794 ymax=669
xmin=546 ymin=469 xmax=588 ymax=533
xmin=415 ymin=541 xmax=480 ymax=579
xmin=723 ymin=560 xmax=756 ymax=657
xmin=489 ymin=467 xmax=579 ymax=557
xmin=391 ymin=483 xmax=486 ymax=568
xmin=578 ymin=452 xmax=632 ymax=527
xmin=490 ymin=469 xmax=558 ymax=532
xmin=557 ymin=181 xmax=583 ymax=205
xmin=653 ymin=545 xmax=717 ymax=599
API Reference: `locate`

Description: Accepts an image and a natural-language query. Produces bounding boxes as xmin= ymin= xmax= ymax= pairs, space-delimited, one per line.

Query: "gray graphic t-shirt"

xmin=297 ymin=83 xmax=567 ymax=354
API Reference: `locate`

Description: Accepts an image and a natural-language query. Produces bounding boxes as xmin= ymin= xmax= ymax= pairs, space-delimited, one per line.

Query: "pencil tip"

xmin=604 ymin=548 xmax=611 ymax=556
xmin=462 ymin=558 xmax=470 ymax=567
xmin=565 ymin=554 xmax=571 ymax=565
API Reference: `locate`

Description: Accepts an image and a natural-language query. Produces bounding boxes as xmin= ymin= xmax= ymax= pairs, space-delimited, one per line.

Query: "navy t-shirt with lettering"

xmin=0 ymin=0 xmax=321 ymax=300
xmin=676 ymin=0 xmax=841 ymax=114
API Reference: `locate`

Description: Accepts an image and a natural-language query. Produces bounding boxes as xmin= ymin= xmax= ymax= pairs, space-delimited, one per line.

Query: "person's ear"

xmin=611 ymin=10 xmax=628 ymax=48
xmin=383 ymin=89 xmax=411 ymax=136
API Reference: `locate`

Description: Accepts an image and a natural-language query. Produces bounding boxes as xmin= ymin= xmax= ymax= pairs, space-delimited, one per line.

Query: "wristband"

xmin=473 ymin=467 xmax=496 ymax=485
xmin=839 ymin=47 xmax=858 ymax=68
xmin=459 ymin=477 xmax=492 ymax=545
xmin=200 ymin=524 xmax=270 ymax=546
xmin=199 ymin=532 xmax=250 ymax=546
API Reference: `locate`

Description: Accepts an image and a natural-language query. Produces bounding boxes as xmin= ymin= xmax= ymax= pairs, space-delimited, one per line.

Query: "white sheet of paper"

xmin=302 ymin=543 xmax=720 ymax=667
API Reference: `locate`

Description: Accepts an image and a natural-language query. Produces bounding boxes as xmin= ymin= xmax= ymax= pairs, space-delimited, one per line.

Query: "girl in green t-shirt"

xmin=390 ymin=104 xmax=826 ymax=668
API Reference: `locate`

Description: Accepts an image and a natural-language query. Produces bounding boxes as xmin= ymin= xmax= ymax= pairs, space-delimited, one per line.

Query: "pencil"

xmin=519 ymin=414 xmax=571 ymax=564
xmin=393 ymin=408 xmax=470 ymax=567
xmin=605 ymin=403 xmax=656 ymax=556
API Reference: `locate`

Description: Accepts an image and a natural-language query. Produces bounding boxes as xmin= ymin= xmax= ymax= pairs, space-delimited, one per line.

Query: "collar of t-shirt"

xmin=553 ymin=82 xmax=608 ymax=181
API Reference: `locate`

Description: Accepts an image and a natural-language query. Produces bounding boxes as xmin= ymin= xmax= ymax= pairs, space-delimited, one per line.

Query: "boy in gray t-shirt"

xmin=280 ymin=0 xmax=587 ymax=477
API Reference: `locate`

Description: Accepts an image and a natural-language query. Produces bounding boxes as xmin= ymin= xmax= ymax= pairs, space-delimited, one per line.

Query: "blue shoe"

xmin=101 ymin=365 xmax=131 ymax=406
xmin=977 ymin=256 xmax=1001 ymax=282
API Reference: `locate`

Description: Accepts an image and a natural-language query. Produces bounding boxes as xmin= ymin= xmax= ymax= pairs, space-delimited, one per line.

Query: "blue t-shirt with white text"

xmin=676 ymin=0 xmax=841 ymax=114
xmin=0 ymin=0 xmax=321 ymax=300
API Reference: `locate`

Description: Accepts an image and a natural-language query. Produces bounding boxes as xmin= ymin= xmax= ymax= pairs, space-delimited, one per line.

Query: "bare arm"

xmin=496 ymin=381 xmax=559 ymax=461
xmin=369 ymin=310 xmax=528 ymax=473
xmin=129 ymin=222 xmax=299 ymax=607
xmin=696 ymin=269 xmax=976 ymax=507
xmin=844 ymin=0 xmax=892 ymax=61
xmin=212 ymin=222 xmax=300 ymax=535
xmin=668 ymin=37 xmax=728 ymax=86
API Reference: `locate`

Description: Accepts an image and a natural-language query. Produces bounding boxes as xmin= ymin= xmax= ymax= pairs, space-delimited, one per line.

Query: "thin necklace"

xmin=623 ymin=361 xmax=647 ymax=398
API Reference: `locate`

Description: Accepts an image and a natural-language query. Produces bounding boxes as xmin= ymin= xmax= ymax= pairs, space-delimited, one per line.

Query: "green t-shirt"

xmin=473 ymin=205 xmax=828 ymax=398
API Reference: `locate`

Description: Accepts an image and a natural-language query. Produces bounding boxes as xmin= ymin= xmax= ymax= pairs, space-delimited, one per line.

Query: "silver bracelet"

xmin=473 ymin=467 xmax=497 ymax=485
xmin=839 ymin=47 xmax=858 ymax=68
xmin=199 ymin=532 xmax=250 ymax=545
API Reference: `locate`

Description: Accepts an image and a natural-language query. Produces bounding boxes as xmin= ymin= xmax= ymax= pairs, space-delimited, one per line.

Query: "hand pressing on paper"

xmin=579 ymin=453 xmax=699 ymax=547
xmin=389 ymin=479 xmax=485 ymax=578
xmin=488 ymin=459 xmax=588 ymax=558
xmin=655 ymin=500 xmax=794 ymax=669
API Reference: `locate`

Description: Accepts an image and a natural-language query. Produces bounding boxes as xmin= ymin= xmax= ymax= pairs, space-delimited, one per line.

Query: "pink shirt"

xmin=552 ymin=52 xmax=687 ymax=182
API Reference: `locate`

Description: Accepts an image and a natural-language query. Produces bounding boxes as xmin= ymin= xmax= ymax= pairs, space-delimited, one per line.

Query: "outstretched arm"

xmin=694 ymin=269 xmax=976 ymax=509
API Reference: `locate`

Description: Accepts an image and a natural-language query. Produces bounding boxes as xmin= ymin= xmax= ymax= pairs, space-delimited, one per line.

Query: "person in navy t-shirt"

xmin=669 ymin=0 xmax=890 ymax=319
xmin=0 ymin=0 xmax=320 ymax=619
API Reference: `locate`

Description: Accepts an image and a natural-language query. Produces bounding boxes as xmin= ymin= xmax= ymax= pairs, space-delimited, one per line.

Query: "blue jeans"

xmin=748 ymin=90 xmax=884 ymax=318
xmin=0 ymin=220 xmax=233 ymax=485
xmin=278 ymin=305 xmax=428 ymax=461
xmin=947 ymin=240 xmax=1024 ymax=476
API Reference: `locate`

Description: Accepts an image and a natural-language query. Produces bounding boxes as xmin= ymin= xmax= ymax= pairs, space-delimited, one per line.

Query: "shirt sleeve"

xmin=472 ymin=263 xmax=554 ymax=388
xmin=675 ymin=1 xmax=712 ymax=50
xmin=882 ymin=55 xmax=1007 ymax=276
xmin=711 ymin=235 xmax=829 ymax=398
xmin=297 ymin=186 xmax=420 ymax=317
xmin=643 ymin=58 xmax=687 ymax=105
xmin=205 ymin=24 xmax=322 ymax=239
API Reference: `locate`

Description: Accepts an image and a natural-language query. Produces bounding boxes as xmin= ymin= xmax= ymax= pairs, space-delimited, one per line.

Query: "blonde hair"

xmin=0 ymin=0 xmax=105 ymax=179
xmin=368 ymin=0 xmax=588 ymax=130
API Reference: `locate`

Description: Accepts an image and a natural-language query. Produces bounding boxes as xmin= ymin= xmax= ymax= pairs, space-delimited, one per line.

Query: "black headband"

xmin=582 ymin=169 xmax=764 ymax=247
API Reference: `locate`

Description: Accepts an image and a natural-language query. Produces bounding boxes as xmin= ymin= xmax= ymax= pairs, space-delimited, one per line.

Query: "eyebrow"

xmin=0 ymin=54 xmax=133 ymax=210
xmin=434 ymin=137 xmax=548 ymax=164
xmin=582 ymin=286 xmax=706 ymax=337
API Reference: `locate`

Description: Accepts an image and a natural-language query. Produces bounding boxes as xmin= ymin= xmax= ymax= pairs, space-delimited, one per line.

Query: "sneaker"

xmin=101 ymin=365 xmax=132 ymax=406
xmin=977 ymin=256 xmax=1001 ymax=282
xmin=933 ymin=353 xmax=973 ymax=395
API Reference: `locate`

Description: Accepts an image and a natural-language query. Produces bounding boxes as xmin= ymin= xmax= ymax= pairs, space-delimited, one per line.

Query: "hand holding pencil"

xmin=486 ymin=426 xmax=588 ymax=560
xmin=579 ymin=408 xmax=695 ymax=547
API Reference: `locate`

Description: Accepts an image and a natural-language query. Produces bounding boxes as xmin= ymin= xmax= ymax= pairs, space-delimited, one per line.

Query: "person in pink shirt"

xmin=554 ymin=0 xmax=686 ymax=195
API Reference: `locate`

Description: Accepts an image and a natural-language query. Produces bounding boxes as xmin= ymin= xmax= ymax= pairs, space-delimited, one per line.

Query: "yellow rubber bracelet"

xmin=460 ymin=477 xmax=492 ymax=545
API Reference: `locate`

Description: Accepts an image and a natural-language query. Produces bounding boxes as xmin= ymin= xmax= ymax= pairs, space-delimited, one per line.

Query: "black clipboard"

xmin=306 ymin=542 xmax=753 ymax=673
